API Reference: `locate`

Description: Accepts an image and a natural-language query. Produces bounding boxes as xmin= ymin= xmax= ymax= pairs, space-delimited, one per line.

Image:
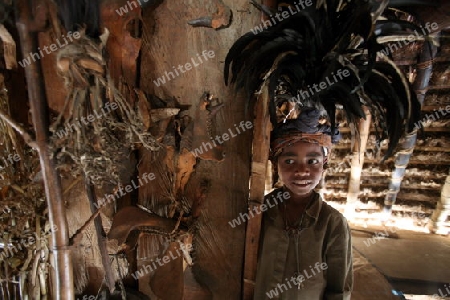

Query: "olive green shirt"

xmin=254 ymin=189 xmax=353 ymax=300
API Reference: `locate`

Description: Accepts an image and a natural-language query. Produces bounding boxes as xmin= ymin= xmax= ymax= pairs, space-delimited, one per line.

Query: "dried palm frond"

xmin=50 ymin=29 xmax=160 ymax=187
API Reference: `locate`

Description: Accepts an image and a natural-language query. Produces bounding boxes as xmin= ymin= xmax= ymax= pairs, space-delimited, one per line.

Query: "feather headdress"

xmin=224 ymin=0 xmax=429 ymax=160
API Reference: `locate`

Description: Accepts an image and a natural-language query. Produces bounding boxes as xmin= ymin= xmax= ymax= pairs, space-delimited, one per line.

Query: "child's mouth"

xmin=292 ymin=180 xmax=311 ymax=187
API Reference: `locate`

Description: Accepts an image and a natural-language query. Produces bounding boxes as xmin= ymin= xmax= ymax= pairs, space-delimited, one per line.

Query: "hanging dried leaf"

xmin=108 ymin=206 xmax=177 ymax=246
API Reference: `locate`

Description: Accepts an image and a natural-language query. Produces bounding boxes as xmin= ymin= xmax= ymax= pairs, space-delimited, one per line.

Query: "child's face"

xmin=276 ymin=141 xmax=324 ymax=198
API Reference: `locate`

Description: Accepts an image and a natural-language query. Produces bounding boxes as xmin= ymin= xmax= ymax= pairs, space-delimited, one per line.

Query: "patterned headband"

xmin=270 ymin=132 xmax=333 ymax=164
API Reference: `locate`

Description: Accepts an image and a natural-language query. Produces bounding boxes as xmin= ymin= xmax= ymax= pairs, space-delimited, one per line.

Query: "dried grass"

xmin=0 ymin=75 xmax=48 ymax=298
xmin=50 ymin=30 xmax=160 ymax=187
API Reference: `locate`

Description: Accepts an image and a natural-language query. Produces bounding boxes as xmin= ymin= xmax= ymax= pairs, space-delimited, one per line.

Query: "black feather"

xmin=224 ymin=0 xmax=424 ymax=159
xmin=55 ymin=0 xmax=100 ymax=38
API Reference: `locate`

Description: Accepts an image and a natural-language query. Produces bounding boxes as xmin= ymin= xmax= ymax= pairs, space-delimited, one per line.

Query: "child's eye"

xmin=308 ymin=158 xmax=319 ymax=164
xmin=284 ymin=159 xmax=295 ymax=165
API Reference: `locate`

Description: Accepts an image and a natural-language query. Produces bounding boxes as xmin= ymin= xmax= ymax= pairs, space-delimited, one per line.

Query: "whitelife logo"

xmin=0 ymin=153 xmax=21 ymax=180
xmin=131 ymin=243 xmax=193 ymax=280
xmin=54 ymin=102 xmax=118 ymax=139
xmin=265 ymin=262 xmax=328 ymax=298
xmin=362 ymin=227 xmax=396 ymax=247
xmin=413 ymin=104 xmax=450 ymax=130
xmin=228 ymin=190 xmax=291 ymax=228
xmin=153 ymin=50 xmax=216 ymax=87
xmin=432 ymin=284 xmax=450 ymax=299
xmin=363 ymin=212 xmax=426 ymax=247
xmin=0 ymin=225 xmax=58 ymax=262
xmin=115 ymin=0 xmax=149 ymax=16
xmin=94 ymin=172 xmax=156 ymax=209
xmin=291 ymin=68 xmax=350 ymax=104
xmin=18 ymin=31 xmax=81 ymax=68
xmin=190 ymin=121 xmax=253 ymax=158
xmin=250 ymin=0 xmax=313 ymax=35
xmin=378 ymin=22 xmax=439 ymax=57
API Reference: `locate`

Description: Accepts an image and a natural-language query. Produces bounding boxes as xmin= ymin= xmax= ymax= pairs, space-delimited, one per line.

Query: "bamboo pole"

xmin=14 ymin=0 xmax=74 ymax=298
xmin=345 ymin=106 xmax=371 ymax=218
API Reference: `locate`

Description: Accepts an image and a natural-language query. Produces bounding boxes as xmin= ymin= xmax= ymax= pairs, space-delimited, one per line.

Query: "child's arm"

xmin=323 ymin=216 xmax=353 ymax=300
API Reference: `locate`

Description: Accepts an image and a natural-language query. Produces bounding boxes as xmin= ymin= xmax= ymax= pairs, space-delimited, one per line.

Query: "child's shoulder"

xmin=319 ymin=198 xmax=349 ymax=226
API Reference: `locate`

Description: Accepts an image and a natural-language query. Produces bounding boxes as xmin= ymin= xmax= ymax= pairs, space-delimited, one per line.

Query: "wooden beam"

xmin=427 ymin=85 xmax=450 ymax=90
xmin=338 ymin=127 xmax=450 ymax=133
xmin=327 ymin=183 xmax=441 ymax=190
xmin=362 ymin=158 xmax=450 ymax=165
xmin=327 ymin=173 xmax=390 ymax=177
xmin=345 ymin=106 xmax=371 ymax=216
xmin=333 ymin=144 xmax=450 ymax=152
xmin=429 ymin=174 xmax=450 ymax=234
xmin=326 ymin=172 xmax=447 ymax=180
xmin=323 ymin=191 xmax=439 ymax=203
xmin=14 ymin=0 xmax=73 ymax=298
xmin=433 ymin=55 xmax=450 ymax=62
xmin=84 ymin=177 xmax=116 ymax=293
xmin=421 ymin=105 xmax=450 ymax=112
xmin=242 ymin=82 xmax=271 ymax=300
xmin=242 ymin=1 xmax=276 ymax=298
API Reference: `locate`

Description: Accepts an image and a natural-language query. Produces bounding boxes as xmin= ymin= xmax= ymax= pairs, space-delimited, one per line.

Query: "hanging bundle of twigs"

xmin=50 ymin=29 xmax=160 ymax=187
xmin=0 ymin=75 xmax=44 ymax=235
xmin=0 ymin=74 xmax=50 ymax=299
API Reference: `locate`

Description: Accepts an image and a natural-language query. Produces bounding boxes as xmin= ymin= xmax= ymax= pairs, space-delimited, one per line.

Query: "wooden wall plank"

xmin=137 ymin=1 xmax=259 ymax=298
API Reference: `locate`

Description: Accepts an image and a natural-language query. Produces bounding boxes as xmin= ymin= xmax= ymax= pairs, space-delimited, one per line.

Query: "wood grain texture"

xmin=242 ymin=83 xmax=271 ymax=300
xmin=138 ymin=1 xmax=259 ymax=298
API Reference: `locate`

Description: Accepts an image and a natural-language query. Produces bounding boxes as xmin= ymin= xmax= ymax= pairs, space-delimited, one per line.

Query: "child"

xmin=224 ymin=2 xmax=420 ymax=299
xmin=254 ymin=108 xmax=352 ymax=300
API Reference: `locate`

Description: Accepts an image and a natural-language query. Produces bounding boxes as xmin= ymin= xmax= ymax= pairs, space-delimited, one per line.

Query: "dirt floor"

xmin=351 ymin=225 xmax=450 ymax=300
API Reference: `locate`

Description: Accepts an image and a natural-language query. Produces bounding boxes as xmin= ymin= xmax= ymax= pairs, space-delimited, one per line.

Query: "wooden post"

xmin=429 ymin=173 xmax=450 ymax=234
xmin=345 ymin=106 xmax=371 ymax=218
xmin=242 ymin=83 xmax=271 ymax=300
xmin=14 ymin=0 xmax=73 ymax=298
xmin=242 ymin=2 xmax=280 ymax=298
xmin=84 ymin=178 xmax=116 ymax=292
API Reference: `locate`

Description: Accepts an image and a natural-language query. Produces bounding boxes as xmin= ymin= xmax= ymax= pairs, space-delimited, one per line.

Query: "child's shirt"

xmin=254 ymin=189 xmax=353 ymax=300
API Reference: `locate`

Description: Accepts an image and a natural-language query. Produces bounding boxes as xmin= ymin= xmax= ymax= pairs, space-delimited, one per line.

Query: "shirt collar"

xmin=305 ymin=192 xmax=322 ymax=220
xmin=265 ymin=189 xmax=323 ymax=227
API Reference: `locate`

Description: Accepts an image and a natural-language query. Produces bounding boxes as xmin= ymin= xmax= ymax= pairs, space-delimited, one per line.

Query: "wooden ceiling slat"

xmin=338 ymin=127 xmax=450 ymax=133
xmin=323 ymin=193 xmax=438 ymax=203
xmin=333 ymin=145 xmax=450 ymax=152
xmin=325 ymin=183 xmax=441 ymax=190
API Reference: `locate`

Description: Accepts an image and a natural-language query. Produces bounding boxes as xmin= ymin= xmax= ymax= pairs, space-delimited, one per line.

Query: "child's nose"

xmin=294 ymin=164 xmax=309 ymax=175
